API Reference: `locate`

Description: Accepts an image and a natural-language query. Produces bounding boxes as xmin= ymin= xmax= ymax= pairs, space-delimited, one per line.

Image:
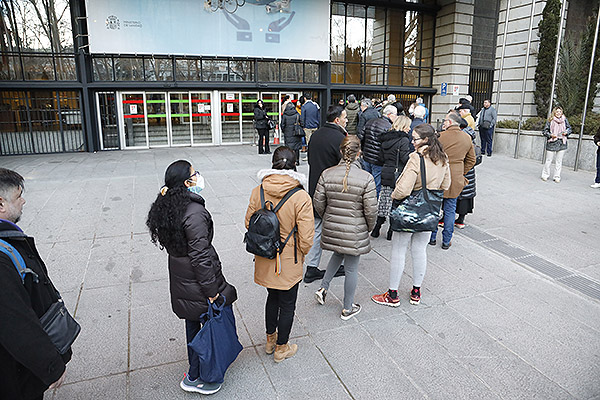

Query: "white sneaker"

xmin=553 ymin=177 xmax=561 ymax=183
xmin=541 ymin=176 xmax=548 ymax=182
xmin=591 ymin=182 xmax=600 ymax=188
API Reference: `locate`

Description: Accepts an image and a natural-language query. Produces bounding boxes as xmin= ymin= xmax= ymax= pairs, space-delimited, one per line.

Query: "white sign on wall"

xmin=198 ymin=104 xmax=205 ymax=113
xmin=227 ymin=103 xmax=234 ymax=113
xmin=452 ymin=85 xmax=460 ymax=96
xmin=129 ymin=104 xmax=137 ymax=114
xmin=225 ymin=93 xmax=236 ymax=100
xmin=86 ymin=0 xmax=330 ymax=61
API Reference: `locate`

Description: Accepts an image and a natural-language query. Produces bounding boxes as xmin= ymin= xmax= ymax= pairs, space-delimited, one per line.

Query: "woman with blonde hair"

xmin=372 ymin=124 xmax=450 ymax=307
xmin=372 ymin=115 xmax=413 ymax=240
xmin=541 ymin=107 xmax=571 ymax=182
xmin=313 ymin=135 xmax=378 ymax=320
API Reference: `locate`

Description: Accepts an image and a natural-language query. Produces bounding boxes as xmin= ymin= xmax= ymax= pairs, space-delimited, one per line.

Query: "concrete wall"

xmin=492 ymin=0 xmax=546 ymax=122
xmin=491 ymin=128 xmax=598 ymax=171
xmin=430 ymin=0 xmax=475 ymax=123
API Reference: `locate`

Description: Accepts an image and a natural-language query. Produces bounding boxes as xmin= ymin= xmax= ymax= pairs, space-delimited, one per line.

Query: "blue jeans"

xmin=430 ymin=197 xmax=458 ymax=245
xmin=361 ymin=159 xmax=382 ymax=197
xmin=479 ymin=127 xmax=494 ymax=155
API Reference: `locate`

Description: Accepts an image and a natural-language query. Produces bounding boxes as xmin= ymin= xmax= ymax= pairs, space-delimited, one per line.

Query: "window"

xmin=202 ymin=59 xmax=228 ymax=81
xmin=144 ymin=57 xmax=173 ymax=81
xmin=257 ymin=61 xmax=279 ymax=82
xmin=304 ymin=63 xmax=320 ymax=83
xmin=93 ymin=57 xmax=114 ymax=81
xmin=229 ymin=60 xmax=254 ymax=82
xmin=176 ymin=58 xmax=202 ymax=81
xmin=114 ymin=57 xmax=144 ymax=81
xmin=281 ymin=62 xmax=302 ymax=82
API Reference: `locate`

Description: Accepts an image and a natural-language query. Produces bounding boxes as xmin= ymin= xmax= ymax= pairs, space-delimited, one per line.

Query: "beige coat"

xmin=392 ymin=151 xmax=451 ymax=200
xmin=313 ymin=160 xmax=378 ymax=256
xmin=245 ymin=170 xmax=314 ymax=290
xmin=439 ymin=125 xmax=476 ymax=198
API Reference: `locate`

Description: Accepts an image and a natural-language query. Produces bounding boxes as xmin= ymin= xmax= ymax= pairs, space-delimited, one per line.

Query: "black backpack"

xmin=244 ymin=186 xmax=302 ymax=263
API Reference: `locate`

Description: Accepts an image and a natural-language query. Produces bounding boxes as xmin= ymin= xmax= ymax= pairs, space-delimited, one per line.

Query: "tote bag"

xmin=188 ymin=296 xmax=243 ymax=384
xmin=390 ymin=154 xmax=444 ymax=232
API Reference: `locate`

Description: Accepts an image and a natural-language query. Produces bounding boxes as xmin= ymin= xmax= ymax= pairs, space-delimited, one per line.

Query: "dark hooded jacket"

xmin=380 ymin=129 xmax=412 ymax=187
xmin=307 ymin=122 xmax=347 ymax=198
xmin=166 ymin=194 xmax=237 ymax=320
xmin=345 ymin=102 xmax=360 ymax=135
xmin=280 ymin=103 xmax=303 ymax=151
xmin=254 ymin=105 xmax=269 ymax=130
xmin=360 ymin=116 xmax=393 ymax=166
xmin=0 ymin=219 xmax=72 ymax=400
xmin=357 ymin=106 xmax=379 ymax=138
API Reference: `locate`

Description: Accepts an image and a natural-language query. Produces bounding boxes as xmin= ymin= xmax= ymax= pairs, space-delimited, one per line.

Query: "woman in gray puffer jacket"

xmin=313 ymin=135 xmax=378 ymax=320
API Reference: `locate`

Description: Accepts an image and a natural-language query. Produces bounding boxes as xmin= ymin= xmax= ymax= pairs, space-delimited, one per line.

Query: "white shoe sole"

xmin=409 ymin=299 xmax=420 ymax=305
xmin=315 ymin=290 xmax=325 ymax=305
xmin=340 ymin=306 xmax=361 ymax=320
xmin=180 ymin=380 xmax=222 ymax=395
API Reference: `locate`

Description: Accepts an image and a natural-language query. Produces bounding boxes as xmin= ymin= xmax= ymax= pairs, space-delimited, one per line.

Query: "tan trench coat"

xmin=439 ymin=125 xmax=476 ymax=198
xmin=245 ymin=169 xmax=314 ymax=290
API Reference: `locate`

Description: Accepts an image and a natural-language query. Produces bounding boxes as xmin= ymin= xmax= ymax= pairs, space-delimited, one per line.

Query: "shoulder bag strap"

xmin=395 ymin=147 xmax=401 ymax=173
xmin=259 ymin=185 xmax=266 ymax=208
xmin=0 ymin=238 xmax=39 ymax=284
xmin=418 ymin=154 xmax=430 ymax=202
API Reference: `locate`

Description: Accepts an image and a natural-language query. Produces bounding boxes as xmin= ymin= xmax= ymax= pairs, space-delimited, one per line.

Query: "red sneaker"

xmin=371 ymin=291 xmax=400 ymax=307
xmin=409 ymin=288 xmax=421 ymax=305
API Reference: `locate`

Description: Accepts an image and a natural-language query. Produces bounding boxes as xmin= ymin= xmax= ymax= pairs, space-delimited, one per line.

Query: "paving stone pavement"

xmin=2 ymin=146 xmax=600 ymax=400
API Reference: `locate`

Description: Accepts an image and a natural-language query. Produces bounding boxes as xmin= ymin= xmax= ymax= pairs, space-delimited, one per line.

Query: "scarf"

xmin=549 ymin=116 xmax=567 ymax=144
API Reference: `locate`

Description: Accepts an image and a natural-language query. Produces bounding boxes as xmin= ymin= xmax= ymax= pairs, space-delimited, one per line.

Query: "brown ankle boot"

xmin=273 ymin=342 xmax=298 ymax=363
xmin=265 ymin=332 xmax=277 ymax=355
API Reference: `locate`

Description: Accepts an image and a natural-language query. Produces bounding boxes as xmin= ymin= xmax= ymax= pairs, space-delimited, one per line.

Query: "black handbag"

xmin=390 ymin=154 xmax=444 ymax=232
xmin=293 ymin=114 xmax=305 ymax=137
xmin=0 ymin=238 xmax=81 ymax=355
xmin=267 ymin=118 xmax=276 ymax=130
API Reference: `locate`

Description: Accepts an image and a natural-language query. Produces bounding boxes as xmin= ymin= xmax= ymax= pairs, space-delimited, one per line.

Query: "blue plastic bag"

xmin=188 ymin=296 xmax=243 ymax=384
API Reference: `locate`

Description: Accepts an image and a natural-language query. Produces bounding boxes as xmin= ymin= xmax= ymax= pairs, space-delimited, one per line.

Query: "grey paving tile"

xmin=52 ymin=372 xmax=127 ymax=400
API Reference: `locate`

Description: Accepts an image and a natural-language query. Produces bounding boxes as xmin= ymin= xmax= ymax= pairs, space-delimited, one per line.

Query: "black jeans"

xmin=265 ymin=282 xmax=299 ymax=345
xmin=185 ymin=319 xmax=202 ymax=381
xmin=257 ymin=128 xmax=270 ymax=154
xmin=596 ymin=149 xmax=600 ymax=184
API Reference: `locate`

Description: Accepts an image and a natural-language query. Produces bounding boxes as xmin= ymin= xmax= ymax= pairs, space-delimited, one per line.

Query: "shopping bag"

xmin=188 ymin=296 xmax=243 ymax=384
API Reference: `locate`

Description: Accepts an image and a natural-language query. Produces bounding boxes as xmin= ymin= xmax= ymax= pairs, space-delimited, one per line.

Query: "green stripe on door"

xmin=262 ymin=99 xmax=279 ymax=103
xmin=147 ymin=100 xmax=165 ymax=103
xmin=169 ymin=99 xmax=189 ymax=103
xmin=241 ymin=99 xmax=258 ymax=103
xmin=241 ymin=112 xmax=254 ymax=116
xmin=267 ymin=112 xmax=278 ymax=116
xmin=147 ymin=114 xmax=167 ymax=117
xmin=171 ymin=113 xmax=189 ymax=117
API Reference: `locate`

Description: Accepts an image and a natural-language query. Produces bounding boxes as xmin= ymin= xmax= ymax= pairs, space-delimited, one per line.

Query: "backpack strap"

xmin=0 ymin=238 xmax=39 ymax=284
xmin=273 ymin=186 xmax=302 ymax=213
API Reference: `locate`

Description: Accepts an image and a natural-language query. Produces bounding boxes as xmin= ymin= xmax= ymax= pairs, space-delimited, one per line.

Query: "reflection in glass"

xmin=281 ymin=62 xmax=302 ymax=82
xmin=404 ymin=11 xmax=420 ymax=68
xmin=345 ymin=4 xmax=365 ymax=66
xmin=114 ymin=58 xmax=144 ymax=81
xmin=0 ymin=55 xmax=23 ymax=80
xmin=146 ymin=93 xmax=168 ymax=146
xmin=55 ymin=56 xmax=76 ymax=80
xmin=403 ymin=68 xmax=418 ymax=87
xmin=144 ymin=57 xmax=173 ymax=81
xmin=221 ymin=92 xmax=240 ymax=143
xmin=169 ymin=92 xmax=191 ymax=145
xmin=331 ymin=63 xmax=344 ymax=84
xmin=345 ymin=62 xmax=362 ymax=84
xmin=202 ymin=59 xmax=228 ymax=81
xmin=93 ymin=57 xmax=114 ymax=81
xmin=304 ymin=63 xmax=319 ymax=83
xmin=122 ymin=93 xmax=146 ymax=147
xmin=230 ymin=60 xmax=254 ymax=81
xmin=22 ymin=55 xmax=54 ymax=80
xmin=365 ymin=64 xmax=384 ymax=85
xmin=257 ymin=61 xmax=279 ymax=82
xmin=8 ymin=0 xmax=73 ymax=52
xmin=330 ymin=3 xmax=345 ymax=63
xmin=191 ymin=92 xmax=212 ymax=144
xmin=388 ymin=65 xmax=401 ymax=86
xmin=176 ymin=59 xmax=202 ymax=81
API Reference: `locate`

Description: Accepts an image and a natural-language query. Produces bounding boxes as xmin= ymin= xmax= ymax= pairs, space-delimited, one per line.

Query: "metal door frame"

xmin=118 ymin=91 xmax=149 ymax=149
xmin=145 ymin=91 xmax=170 ymax=148
xmin=189 ymin=90 xmax=216 ymax=146
xmin=95 ymin=91 xmax=119 ymax=150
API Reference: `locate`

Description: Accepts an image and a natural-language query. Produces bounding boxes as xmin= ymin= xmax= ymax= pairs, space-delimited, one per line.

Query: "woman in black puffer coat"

xmin=455 ymin=120 xmax=477 ymax=228
xmin=147 ymin=160 xmax=237 ymax=395
xmin=280 ymin=102 xmax=303 ymax=165
xmin=371 ymin=115 xmax=412 ymax=240
xmin=254 ymin=100 xmax=271 ymax=154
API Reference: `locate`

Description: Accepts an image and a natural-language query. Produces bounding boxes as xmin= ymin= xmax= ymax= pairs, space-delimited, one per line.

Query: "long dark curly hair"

xmin=146 ymin=160 xmax=192 ymax=255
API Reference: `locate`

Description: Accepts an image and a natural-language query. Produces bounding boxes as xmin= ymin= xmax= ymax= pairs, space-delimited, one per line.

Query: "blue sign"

xmin=441 ymin=82 xmax=448 ymax=96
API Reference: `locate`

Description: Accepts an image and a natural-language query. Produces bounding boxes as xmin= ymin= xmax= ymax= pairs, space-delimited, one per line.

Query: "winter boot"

xmin=266 ymin=332 xmax=277 ymax=355
xmin=274 ymin=343 xmax=298 ymax=363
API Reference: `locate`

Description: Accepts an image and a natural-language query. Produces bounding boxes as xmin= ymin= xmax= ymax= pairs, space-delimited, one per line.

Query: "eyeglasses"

xmin=189 ymin=171 xmax=201 ymax=180
xmin=411 ymin=137 xmax=422 ymax=143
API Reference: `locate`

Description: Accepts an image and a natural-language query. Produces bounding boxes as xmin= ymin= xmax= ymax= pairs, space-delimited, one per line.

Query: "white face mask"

xmin=187 ymin=173 xmax=205 ymax=194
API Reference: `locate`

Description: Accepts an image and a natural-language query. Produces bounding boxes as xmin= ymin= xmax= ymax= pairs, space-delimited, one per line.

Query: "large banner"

xmin=86 ymin=0 xmax=330 ymax=61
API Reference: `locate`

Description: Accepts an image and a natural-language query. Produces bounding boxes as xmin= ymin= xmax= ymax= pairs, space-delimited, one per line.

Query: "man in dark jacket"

xmin=359 ymin=104 xmax=398 ymax=197
xmin=304 ymin=105 xmax=348 ymax=283
xmin=0 ymin=168 xmax=71 ymax=400
xmin=357 ymin=98 xmax=379 ymax=138
xmin=344 ymin=94 xmax=360 ymax=135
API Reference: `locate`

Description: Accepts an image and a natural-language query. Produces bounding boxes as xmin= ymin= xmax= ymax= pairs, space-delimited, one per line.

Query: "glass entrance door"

xmin=221 ymin=92 xmax=240 ymax=143
xmin=96 ymin=92 xmax=119 ymax=150
xmin=191 ymin=92 xmax=212 ymax=145
xmin=146 ymin=92 xmax=168 ymax=147
xmin=241 ymin=92 xmax=258 ymax=144
xmin=121 ymin=92 xmax=147 ymax=148
xmin=169 ymin=92 xmax=191 ymax=146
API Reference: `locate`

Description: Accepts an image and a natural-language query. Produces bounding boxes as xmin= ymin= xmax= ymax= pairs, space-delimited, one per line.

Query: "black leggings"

xmin=265 ymin=282 xmax=299 ymax=345
xmin=257 ymin=128 xmax=270 ymax=154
